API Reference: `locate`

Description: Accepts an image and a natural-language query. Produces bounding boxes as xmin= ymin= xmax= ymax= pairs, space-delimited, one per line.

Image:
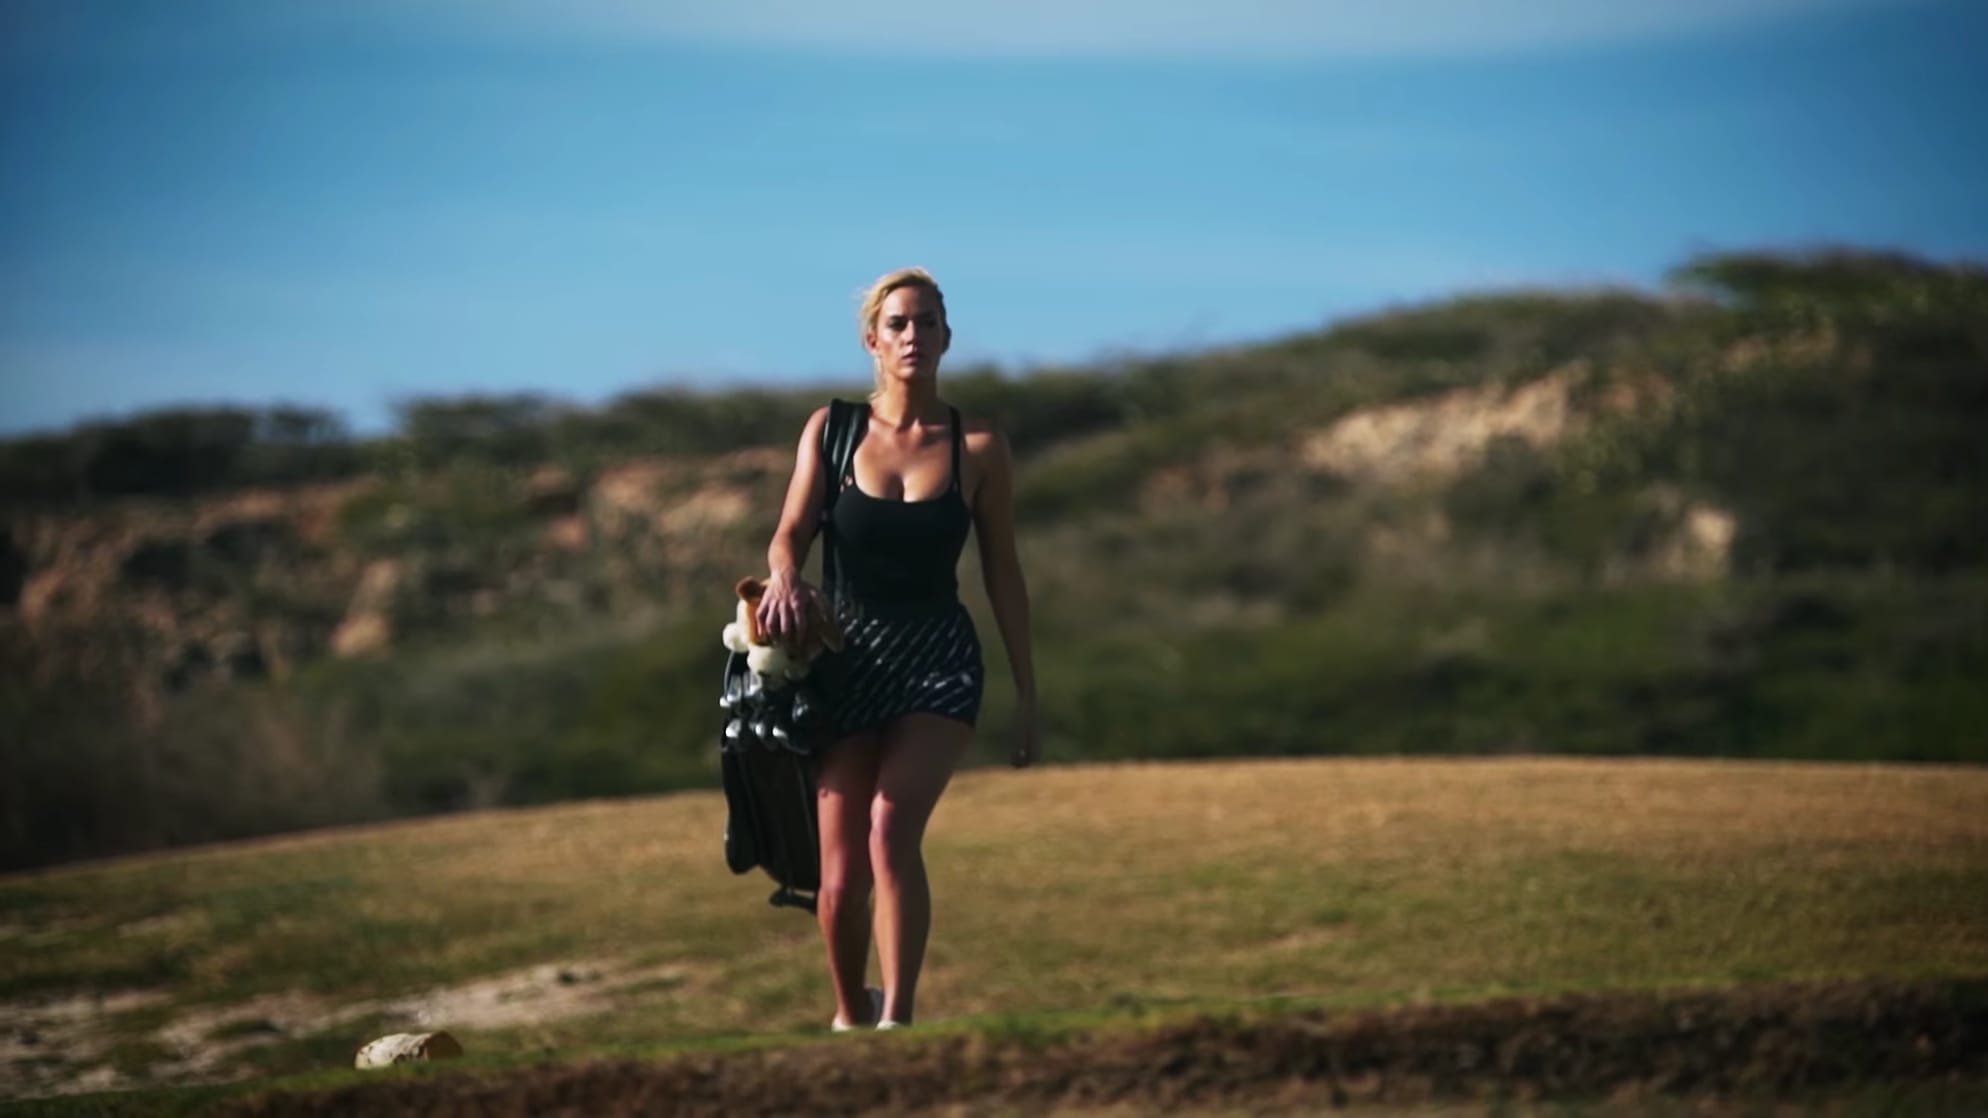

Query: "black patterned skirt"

xmin=826 ymin=597 xmax=984 ymax=740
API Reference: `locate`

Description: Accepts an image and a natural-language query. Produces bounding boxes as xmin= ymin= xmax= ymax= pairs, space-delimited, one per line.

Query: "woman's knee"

xmin=867 ymin=800 xmax=927 ymax=876
xmin=819 ymin=843 xmax=874 ymax=906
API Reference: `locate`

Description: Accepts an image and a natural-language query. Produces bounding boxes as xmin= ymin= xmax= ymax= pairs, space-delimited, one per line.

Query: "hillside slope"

xmin=3 ymin=248 xmax=1985 ymax=869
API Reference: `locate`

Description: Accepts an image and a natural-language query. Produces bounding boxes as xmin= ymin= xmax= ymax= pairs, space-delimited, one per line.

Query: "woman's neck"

xmin=868 ymin=378 xmax=943 ymax=429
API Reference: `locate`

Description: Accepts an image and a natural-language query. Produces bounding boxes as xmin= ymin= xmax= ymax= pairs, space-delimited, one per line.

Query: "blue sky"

xmin=2 ymin=0 xmax=1984 ymax=437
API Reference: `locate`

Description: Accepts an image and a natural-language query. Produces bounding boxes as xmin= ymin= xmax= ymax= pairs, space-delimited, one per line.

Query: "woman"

xmin=756 ymin=267 xmax=1039 ymax=1032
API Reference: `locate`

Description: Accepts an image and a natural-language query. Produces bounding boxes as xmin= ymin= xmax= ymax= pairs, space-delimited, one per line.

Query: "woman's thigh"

xmin=818 ymin=731 xmax=884 ymax=856
xmin=872 ymin=714 xmax=973 ymax=839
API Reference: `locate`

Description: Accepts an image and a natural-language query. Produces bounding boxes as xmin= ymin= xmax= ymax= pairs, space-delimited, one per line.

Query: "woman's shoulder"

xmin=799 ymin=405 xmax=832 ymax=440
xmin=792 ymin=402 xmax=852 ymax=454
xmin=949 ymin=409 xmax=1013 ymax=478
xmin=944 ymin=403 xmax=1002 ymax=439
xmin=950 ymin=409 xmax=1009 ymax=452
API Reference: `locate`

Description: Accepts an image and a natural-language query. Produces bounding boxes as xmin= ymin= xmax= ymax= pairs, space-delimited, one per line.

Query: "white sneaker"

xmin=876 ymin=1019 xmax=908 ymax=1031
xmin=831 ymin=987 xmax=883 ymax=1033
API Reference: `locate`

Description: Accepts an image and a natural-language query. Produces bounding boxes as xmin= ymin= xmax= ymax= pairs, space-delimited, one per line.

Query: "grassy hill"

xmin=2 ymin=757 xmax=1984 ymax=1111
xmin=3 ymin=247 xmax=1986 ymax=870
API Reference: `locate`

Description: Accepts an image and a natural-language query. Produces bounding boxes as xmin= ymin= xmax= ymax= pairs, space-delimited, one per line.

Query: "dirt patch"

xmin=0 ymin=990 xmax=170 ymax=1061
xmin=220 ymin=979 xmax=1987 ymax=1117
xmin=1 ymin=959 xmax=689 ymax=1100
xmin=364 ymin=960 xmax=692 ymax=1034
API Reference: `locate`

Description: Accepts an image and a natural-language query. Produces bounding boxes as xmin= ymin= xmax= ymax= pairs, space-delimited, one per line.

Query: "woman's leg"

xmin=870 ymin=712 xmax=973 ymax=1025
xmin=816 ymin=731 xmax=883 ymax=1027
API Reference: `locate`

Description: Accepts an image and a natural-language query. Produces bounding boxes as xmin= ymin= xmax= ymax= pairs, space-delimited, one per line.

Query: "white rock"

xmin=355 ymin=1031 xmax=464 ymax=1069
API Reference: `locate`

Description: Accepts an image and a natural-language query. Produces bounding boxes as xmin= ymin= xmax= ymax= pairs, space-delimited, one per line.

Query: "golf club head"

xmin=790 ymin=687 xmax=820 ymax=728
xmin=767 ymin=721 xmax=795 ymax=752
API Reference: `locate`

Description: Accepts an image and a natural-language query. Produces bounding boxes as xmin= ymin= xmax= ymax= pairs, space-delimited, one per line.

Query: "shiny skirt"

xmin=827 ymin=597 xmax=984 ymax=739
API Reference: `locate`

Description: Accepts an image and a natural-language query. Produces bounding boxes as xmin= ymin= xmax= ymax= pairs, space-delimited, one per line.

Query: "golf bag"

xmin=718 ymin=648 xmax=828 ymax=911
xmin=719 ymin=399 xmax=864 ymax=913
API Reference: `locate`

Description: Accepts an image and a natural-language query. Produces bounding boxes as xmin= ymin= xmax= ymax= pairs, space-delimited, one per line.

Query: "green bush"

xmin=1017 ymin=578 xmax=1988 ymax=766
xmin=293 ymin=617 xmax=726 ymax=817
xmin=0 ymin=406 xmax=361 ymax=509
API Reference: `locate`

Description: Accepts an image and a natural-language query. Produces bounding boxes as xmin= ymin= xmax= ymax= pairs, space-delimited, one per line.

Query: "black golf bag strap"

xmin=818 ymin=399 xmax=864 ymax=603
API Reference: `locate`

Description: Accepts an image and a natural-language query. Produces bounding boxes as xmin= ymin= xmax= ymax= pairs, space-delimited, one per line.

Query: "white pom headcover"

xmin=747 ymin=643 xmax=790 ymax=677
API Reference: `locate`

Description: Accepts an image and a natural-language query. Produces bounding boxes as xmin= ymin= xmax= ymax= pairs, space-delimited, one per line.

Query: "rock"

xmin=522 ymin=467 xmax=582 ymax=518
xmin=354 ymin=1031 xmax=463 ymax=1069
xmin=588 ymin=461 xmax=676 ymax=543
xmin=1678 ymin=504 xmax=1737 ymax=576
xmin=329 ymin=560 xmax=401 ymax=657
xmin=1631 ymin=485 xmax=1739 ymax=581
xmin=658 ymin=486 xmax=752 ymax=538
xmin=329 ymin=612 xmax=392 ymax=657
xmin=587 ymin=455 xmax=771 ymax=546
xmin=543 ymin=514 xmax=590 ymax=553
xmin=345 ymin=559 xmax=403 ymax=614
xmin=1303 ymin=367 xmax=1581 ymax=485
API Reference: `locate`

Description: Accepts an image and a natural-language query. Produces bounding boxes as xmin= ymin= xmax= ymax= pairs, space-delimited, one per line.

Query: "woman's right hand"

xmin=756 ymin=567 xmax=818 ymax=641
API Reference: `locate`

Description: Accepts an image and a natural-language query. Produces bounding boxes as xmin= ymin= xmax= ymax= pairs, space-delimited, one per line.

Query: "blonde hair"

xmin=857 ymin=267 xmax=948 ymax=343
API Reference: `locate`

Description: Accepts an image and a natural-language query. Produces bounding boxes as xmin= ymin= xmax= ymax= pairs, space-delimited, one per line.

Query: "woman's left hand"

xmin=756 ymin=567 xmax=816 ymax=642
xmin=1011 ymin=694 xmax=1040 ymax=769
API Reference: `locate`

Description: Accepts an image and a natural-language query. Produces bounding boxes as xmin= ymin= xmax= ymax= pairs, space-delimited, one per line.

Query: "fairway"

xmin=4 ymin=757 xmax=1985 ymax=1104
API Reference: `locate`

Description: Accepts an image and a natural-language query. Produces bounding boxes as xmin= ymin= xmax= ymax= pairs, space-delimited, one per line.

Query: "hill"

xmin=3 ymin=247 xmax=1986 ymax=869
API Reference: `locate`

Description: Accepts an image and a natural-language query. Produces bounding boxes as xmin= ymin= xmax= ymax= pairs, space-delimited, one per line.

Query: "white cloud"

xmin=401 ymin=0 xmax=1914 ymax=59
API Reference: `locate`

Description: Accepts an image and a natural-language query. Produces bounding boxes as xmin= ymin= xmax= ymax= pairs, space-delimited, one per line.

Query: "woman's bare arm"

xmin=973 ymin=427 xmax=1039 ymax=764
xmin=759 ymin=406 xmax=831 ymax=638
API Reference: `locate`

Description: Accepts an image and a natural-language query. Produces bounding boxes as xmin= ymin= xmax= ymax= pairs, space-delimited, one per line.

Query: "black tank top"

xmin=827 ymin=405 xmax=973 ymax=606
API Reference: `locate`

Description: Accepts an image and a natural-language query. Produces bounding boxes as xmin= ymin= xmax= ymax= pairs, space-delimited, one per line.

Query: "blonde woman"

xmin=756 ymin=267 xmax=1039 ymax=1031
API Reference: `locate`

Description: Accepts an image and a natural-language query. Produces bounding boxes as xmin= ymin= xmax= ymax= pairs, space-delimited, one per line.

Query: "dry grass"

xmin=3 ymin=757 xmax=1985 ymax=1098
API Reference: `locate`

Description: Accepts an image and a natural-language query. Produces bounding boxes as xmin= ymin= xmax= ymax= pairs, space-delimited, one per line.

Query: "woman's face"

xmin=866 ymin=285 xmax=949 ymax=384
